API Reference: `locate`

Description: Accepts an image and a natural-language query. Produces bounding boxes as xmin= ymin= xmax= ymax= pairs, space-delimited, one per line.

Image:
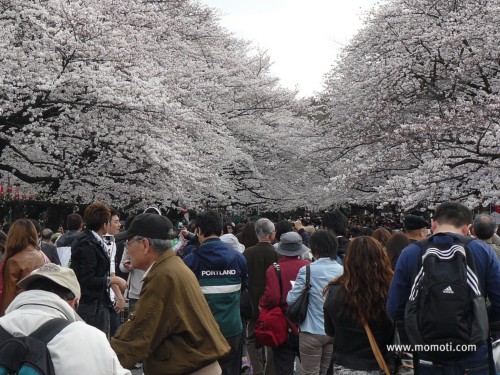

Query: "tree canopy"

xmin=2 ymin=0 xmax=498 ymax=212
xmin=0 ymin=0 xmax=311 ymax=211
xmin=316 ymin=0 xmax=499 ymax=210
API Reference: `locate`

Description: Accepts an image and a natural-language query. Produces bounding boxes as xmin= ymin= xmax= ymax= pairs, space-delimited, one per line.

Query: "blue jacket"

xmin=184 ymin=238 xmax=248 ymax=338
xmin=387 ymin=232 xmax=500 ymax=362
xmin=287 ymin=257 xmax=343 ymax=335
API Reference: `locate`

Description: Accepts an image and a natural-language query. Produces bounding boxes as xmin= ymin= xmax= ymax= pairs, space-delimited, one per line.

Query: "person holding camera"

xmin=293 ymin=219 xmax=310 ymax=247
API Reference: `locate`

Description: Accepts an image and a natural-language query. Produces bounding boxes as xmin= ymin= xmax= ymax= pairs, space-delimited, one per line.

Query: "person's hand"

xmin=111 ymin=276 xmax=127 ymax=291
xmin=114 ymin=298 xmax=125 ymax=313
xmin=123 ymin=260 xmax=133 ymax=271
xmin=293 ymin=220 xmax=304 ymax=231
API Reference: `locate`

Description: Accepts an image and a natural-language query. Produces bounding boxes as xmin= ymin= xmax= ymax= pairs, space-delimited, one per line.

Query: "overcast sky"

xmin=199 ymin=0 xmax=379 ymax=97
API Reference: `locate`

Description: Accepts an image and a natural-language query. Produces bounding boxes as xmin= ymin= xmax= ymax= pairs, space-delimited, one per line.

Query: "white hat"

xmin=18 ymin=263 xmax=81 ymax=299
xmin=220 ymin=234 xmax=245 ymax=253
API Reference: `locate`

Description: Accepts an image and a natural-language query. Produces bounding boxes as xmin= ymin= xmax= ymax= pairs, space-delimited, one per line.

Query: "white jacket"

xmin=0 ymin=290 xmax=131 ymax=375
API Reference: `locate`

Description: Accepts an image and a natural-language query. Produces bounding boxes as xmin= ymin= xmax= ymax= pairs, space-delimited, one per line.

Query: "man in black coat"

xmin=70 ymin=202 xmax=127 ymax=336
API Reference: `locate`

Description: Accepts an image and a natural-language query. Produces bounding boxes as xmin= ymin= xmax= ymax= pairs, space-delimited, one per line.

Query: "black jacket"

xmin=324 ymin=284 xmax=395 ymax=371
xmin=56 ymin=230 xmax=80 ymax=247
xmin=40 ymin=241 xmax=61 ymax=265
xmin=70 ymin=230 xmax=111 ymax=306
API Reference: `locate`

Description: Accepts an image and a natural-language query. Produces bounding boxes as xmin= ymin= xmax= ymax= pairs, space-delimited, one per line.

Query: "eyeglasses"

xmin=125 ymin=237 xmax=143 ymax=247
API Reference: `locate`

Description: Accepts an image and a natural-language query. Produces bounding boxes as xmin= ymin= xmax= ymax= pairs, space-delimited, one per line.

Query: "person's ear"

xmin=431 ymin=219 xmax=437 ymax=233
xmin=69 ymin=297 xmax=79 ymax=310
xmin=143 ymin=238 xmax=150 ymax=254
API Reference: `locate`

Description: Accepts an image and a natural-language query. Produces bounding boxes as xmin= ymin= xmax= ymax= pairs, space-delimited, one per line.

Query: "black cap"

xmin=115 ymin=213 xmax=174 ymax=241
xmin=404 ymin=215 xmax=429 ymax=231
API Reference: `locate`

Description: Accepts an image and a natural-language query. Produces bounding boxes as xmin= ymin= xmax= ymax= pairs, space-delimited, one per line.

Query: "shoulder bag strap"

xmin=305 ymin=265 xmax=310 ymax=289
xmin=363 ymin=321 xmax=391 ymax=375
xmin=273 ymin=262 xmax=282 ymax=302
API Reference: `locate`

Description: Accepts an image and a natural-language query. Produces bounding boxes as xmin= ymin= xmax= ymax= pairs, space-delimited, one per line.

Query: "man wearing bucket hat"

xmin=111 ymin=213 xmax=230 ymax=375
xmin=259 ymin=232 xmax=311 ymax=375
xmin=0 ymin=263 xmax=131 ymax=375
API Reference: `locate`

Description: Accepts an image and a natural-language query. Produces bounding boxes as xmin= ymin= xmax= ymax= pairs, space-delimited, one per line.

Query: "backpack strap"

xmin=0 ymin=325 xmax=14 ymax=343
xmin=29 ymin=318 xmax=71 ymax=344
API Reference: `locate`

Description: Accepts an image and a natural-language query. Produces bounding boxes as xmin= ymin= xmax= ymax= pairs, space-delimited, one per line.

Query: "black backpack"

xmin=404 ymin=234 xmax=488 ymax=360
xmin=0 ymin=318 xmax=71 ymax=375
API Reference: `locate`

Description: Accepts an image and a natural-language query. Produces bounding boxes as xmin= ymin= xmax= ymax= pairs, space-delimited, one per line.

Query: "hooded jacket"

xmin=184 ymin=238 xmax=248 ymax=338
xmin=0 ymin=290 xmax=130 ymax=375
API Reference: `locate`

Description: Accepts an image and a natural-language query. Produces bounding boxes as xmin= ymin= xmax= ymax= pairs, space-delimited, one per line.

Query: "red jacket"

xmin=259 ymin=256 xmax=310 ymax=334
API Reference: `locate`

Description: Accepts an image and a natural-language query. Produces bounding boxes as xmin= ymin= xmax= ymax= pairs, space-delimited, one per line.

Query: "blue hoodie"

xmin=184 ymin=238 xmax=248 ymax=338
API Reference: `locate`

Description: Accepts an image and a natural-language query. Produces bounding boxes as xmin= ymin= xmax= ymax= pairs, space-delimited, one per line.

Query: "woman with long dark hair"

xmin=239 ymin=221 xmax=259 ymax=249
xmin=323 ymin=236 xmax=395 ymax=374
xmin=371 ymin=227 xmax=392 ymax=248
xmin=385 ymin=232 xmax=411 ymax=270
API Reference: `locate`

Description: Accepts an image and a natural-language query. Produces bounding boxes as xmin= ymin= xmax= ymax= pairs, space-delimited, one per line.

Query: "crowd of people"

xmin=0 ymin=201 xmax=499 ymax=375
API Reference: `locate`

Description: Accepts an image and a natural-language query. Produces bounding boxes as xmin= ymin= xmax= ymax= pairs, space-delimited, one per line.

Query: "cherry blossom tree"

xmin=0 ymin=0 xmax=310 ymax=210
xmin=317 ymin=0 xmax=499 ymax=210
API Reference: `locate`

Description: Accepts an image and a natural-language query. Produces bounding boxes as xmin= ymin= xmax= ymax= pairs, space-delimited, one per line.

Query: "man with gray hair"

xmin=243 ymin=218 xmax=278 ymax=375
xmin=472 ymin=213 xmax=500 ymax=259
xmin=111 ymin=213 xmax=230 ymax=374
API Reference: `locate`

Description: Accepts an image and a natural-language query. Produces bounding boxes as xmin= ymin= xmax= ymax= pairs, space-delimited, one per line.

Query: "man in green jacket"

xmin=111 ymin=213 xmax=230 ymax=375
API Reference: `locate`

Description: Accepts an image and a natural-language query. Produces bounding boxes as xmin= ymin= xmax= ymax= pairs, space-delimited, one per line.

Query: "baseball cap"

xmin=115 ymin=213 xmax=174 ymax=241
xmin=18 ymin=263 xmax=81 ymax=299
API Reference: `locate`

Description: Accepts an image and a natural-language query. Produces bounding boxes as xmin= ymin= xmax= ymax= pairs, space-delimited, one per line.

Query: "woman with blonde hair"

xmin=1 ymin=219 xmax=47 ymax=315
xmin=324 ymin=236 xmax=395 ymax=374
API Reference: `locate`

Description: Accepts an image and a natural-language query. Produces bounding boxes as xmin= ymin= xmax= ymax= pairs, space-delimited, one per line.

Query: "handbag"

xmin=255 ymin=263 xmax=288 ymax=347
xmin=286 ymin=265 xmax=310 ymax=324
xmin=364 ymin=321 xmax=391 ymax=375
